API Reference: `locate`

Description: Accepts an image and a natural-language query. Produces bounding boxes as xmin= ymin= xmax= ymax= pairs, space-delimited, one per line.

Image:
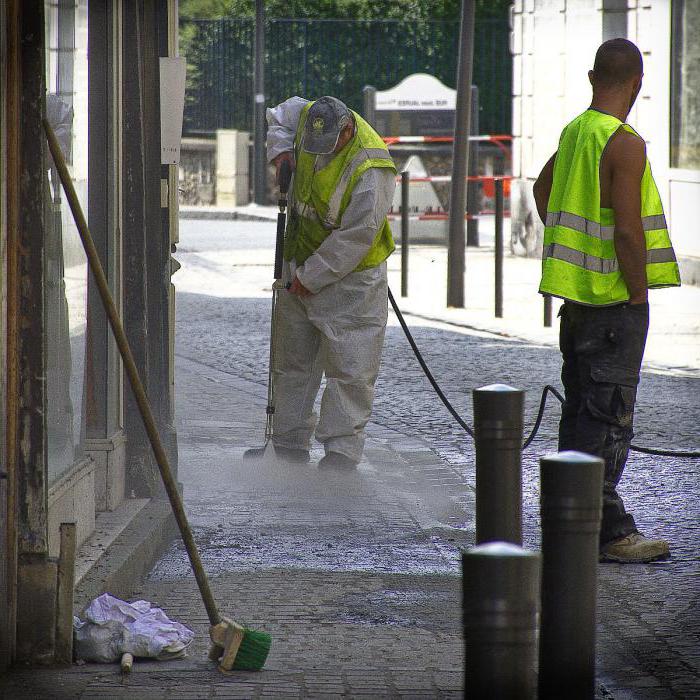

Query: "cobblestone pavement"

xmin=171 ymin=288 xmax=700 ymax=698
xmin=2 ymin=221 xmax=697 ymax=698
xmin=169 ymin=221 xmax=700 ymax=697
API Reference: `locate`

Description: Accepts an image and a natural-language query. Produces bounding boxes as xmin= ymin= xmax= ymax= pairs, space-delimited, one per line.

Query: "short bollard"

xmin=473 ymin=384 xmax=524 ymax=545
xmin=462 ymin=542 xmax=540 ymax=699
xmin=543 ymin=294 xmax=553 ymax=327
xmin=538 ymin=451 xmax=604 ymax=700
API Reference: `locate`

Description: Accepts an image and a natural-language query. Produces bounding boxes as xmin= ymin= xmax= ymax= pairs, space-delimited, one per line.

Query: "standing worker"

xmin=246 ymin=96 xmax=396 ymax=470
xmin=533 ymin=39 xmax=681 ymax=563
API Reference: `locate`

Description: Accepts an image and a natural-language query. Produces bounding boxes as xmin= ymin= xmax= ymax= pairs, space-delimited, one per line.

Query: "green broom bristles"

xmin=231 ymin=629 xmax=272 ymax=671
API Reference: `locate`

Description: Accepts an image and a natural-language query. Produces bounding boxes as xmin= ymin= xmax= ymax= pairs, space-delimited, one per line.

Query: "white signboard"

xmin=375 ymin=73 xmax=456 ymax=111
xmin=160 ymin=57 xmax=187 ymax=165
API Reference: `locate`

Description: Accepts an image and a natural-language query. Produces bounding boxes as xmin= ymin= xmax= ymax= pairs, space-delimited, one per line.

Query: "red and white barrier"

xmin=395 ymin=175 xmax=513 ymax=183
xmin=383 ymin=134 xmax=512 ymax=145
xmin=387 ymin=211 xmax=511 ymax=221
xmin=394 ymin=174 xmax=513 ymax=198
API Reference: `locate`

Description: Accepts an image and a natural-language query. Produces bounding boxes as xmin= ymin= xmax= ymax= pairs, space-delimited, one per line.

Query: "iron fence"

xmin=180 ymin=17 xmax=512 ymax=136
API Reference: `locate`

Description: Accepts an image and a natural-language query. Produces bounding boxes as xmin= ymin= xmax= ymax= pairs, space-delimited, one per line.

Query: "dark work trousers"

xmin=558 ymin=301 xmax=649 ymax=546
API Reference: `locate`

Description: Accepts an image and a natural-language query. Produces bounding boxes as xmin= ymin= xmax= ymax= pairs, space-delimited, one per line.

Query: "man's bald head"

xmin=591 ymin=39 xmax=643 ymax=88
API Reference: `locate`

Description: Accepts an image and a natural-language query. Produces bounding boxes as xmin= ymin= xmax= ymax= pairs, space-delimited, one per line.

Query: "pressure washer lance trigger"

xmin=278 ymin=159 xmax=292 ymax=210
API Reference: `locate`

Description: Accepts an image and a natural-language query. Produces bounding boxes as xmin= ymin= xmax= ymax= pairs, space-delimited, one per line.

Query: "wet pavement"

xmin=2 ymin=219 xmax=697 ymax=698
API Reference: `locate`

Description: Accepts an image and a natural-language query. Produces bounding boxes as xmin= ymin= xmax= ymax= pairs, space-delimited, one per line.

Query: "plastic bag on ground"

xmin=73 ymin=593 xmax=195 ymax=663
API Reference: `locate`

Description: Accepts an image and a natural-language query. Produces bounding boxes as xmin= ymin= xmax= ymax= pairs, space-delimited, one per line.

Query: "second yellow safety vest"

xmin=539 ymin=109 xmax=680 ymax=305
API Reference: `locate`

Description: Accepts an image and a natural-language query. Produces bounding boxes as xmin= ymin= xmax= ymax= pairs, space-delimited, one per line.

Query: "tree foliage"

xmin=180 ymin=0 xmax=511 ymax=21
xmin=179 ymin=1 xmax=513 ymax=135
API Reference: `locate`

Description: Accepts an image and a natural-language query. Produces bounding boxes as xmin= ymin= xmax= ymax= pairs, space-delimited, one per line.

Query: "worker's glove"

xmin=273 ymin=151 xmax=295 ymax=186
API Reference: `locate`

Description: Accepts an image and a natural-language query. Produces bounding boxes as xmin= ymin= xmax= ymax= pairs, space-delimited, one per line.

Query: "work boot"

xmin=600 ymin=532 xmax=670 ymax=563
xmin=318 ymin=452 xmax=358 ymax=471
xmin=243 ymin=445 xmax=310 ymax=463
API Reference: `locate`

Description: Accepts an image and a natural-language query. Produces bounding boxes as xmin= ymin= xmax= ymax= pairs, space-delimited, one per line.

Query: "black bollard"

xmin=543 ymin=294 xmax=553 ymax=327
xmin=473 ymin=384 xmax=524 ymax=545
xmin=462 ymin=542 xmax=540 ymax=699
xmin=539 ymin=451 xmax=604 ymax=700
xmin=401 ymin=170 xmax=409 ymax=297
xmin=494 ymin=178 xmax=504 ymax=318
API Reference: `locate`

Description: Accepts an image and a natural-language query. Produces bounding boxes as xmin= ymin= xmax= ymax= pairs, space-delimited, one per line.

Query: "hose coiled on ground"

xmin=388 ymin=288 xmax=700 ymax=458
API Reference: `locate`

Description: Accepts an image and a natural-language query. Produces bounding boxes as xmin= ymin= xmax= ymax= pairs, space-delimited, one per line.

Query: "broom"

xmin=43 ymin=119 xmax=271 ymax=672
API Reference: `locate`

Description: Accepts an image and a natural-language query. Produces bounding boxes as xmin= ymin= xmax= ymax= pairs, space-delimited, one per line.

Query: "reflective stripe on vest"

xmin=544 ymin=242 xmax=677 ymax=274
xmin=545 ymin=211 xmax=668 ymax=241
xmin=324 ymin=148 xmax=394 ymax=228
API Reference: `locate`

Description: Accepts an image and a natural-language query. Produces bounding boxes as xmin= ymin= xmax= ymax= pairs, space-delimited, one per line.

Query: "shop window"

xmin=45 ymin=0 xmax=89 ymax=482
xmin=671 ymin=0 xmax=700 ymax=170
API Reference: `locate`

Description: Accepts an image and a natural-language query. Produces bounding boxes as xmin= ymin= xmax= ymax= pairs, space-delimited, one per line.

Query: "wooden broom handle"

xmin=43 ymin=119 xmax=221 ymax=627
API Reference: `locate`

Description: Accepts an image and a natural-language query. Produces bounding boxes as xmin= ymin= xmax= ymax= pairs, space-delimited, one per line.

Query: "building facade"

xmin=1 ymin=0 xmax=180 ymax=668
xmin=510 ymin=0 xmax=700 ymax=285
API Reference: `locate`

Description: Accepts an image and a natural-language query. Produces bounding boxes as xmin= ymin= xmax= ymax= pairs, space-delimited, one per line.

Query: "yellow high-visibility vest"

xmin=540 ymin=109 xmax=680 ymax=305
xmin=285 ymin=102 xmax=397 ymax=270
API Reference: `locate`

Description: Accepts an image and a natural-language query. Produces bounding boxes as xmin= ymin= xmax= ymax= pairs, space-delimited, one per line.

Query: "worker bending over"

xmin=249 ymin=95 xmax=396 ymax=470
xmin=534 ymin=39 xmax=681 ymax=563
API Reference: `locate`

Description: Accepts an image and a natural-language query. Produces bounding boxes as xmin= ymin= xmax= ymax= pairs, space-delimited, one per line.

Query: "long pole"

xmin=44 ymin=120 xmax=222 ymax=628
xmin=446 ymin=0 xmax=475 ymax=308
xmin=253 ymin=0 xmax=266 ymax=204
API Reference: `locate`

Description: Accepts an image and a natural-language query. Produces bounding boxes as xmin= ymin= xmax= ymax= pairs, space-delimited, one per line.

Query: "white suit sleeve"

xmin=295 ymin=167 xmax=396 ymax=293
xmin=266 ymin=96 xmax=309 ymax=162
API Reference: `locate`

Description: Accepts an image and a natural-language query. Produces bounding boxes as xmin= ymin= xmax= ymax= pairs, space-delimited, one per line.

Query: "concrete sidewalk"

xmin=387 ymin=243 xmax=699 ymax=377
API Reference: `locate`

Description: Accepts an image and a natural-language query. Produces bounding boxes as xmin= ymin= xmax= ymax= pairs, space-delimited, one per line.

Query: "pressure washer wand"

xmin=265 ymin=160 xmax=293 ymax=442
xmin=274 ymin=160 xmax=292 ymax=278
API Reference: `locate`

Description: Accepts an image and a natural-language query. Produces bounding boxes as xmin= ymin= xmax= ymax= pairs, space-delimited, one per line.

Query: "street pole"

xmin=253 ymin=0 xmax=266 ymax=205
xmin=466 ymin=85 xmax=479 ymax=247
xmin=363 ymin=85 xmax=376 ymax=127
xmin=446 ymin=0 xmax=475 ymax=308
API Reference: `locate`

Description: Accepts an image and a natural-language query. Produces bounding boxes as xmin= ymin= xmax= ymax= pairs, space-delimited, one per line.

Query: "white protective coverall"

xmin=266 ymin=96 xmax=396 ymax=463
